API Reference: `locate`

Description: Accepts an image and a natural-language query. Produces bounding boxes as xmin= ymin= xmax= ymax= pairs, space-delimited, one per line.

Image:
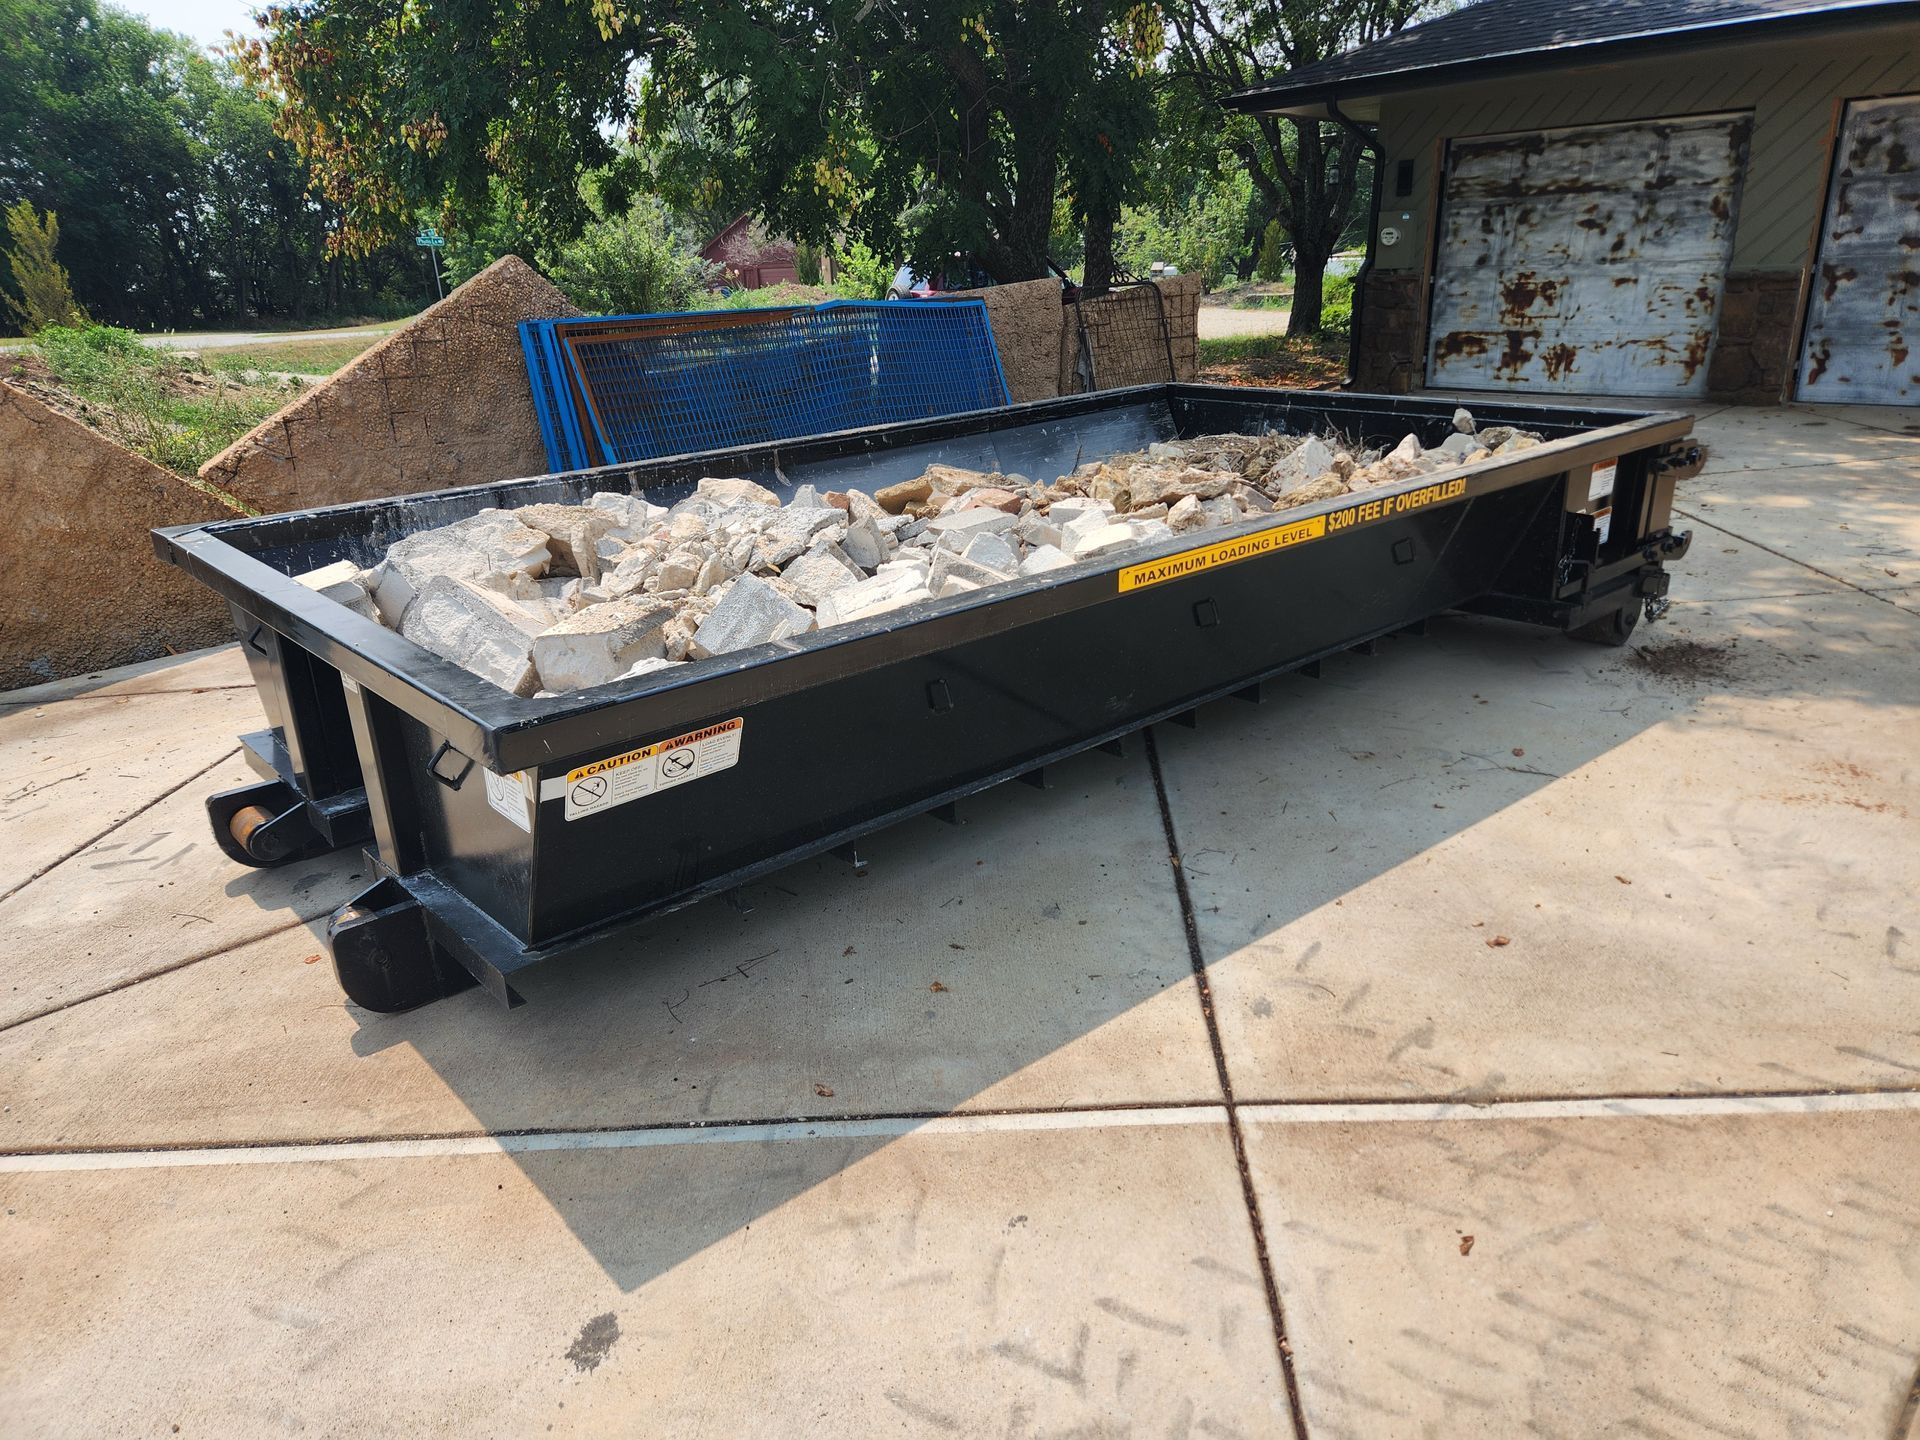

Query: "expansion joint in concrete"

xmin=1145 ymin=723 xmax=1314 ymax=1440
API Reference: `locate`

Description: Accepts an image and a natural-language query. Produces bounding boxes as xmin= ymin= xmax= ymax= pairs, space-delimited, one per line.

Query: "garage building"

xmin=1229 ymin=0 xmax=1920 ymax=405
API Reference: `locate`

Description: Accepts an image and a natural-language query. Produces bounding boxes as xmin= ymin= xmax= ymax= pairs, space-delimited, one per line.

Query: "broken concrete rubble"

xmin=531 ymin=596 xmax=674 ymax=693
xmin=690 ymin=575 xmax=814 ymax=658
xmin=346 ymin=410 xmax=1541 ymax=693
xmin=399 ymin=576 xmax=544 ymax=696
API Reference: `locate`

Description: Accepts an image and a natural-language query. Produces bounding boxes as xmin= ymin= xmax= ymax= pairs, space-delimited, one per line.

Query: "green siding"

xmin=1373 ymin=21 xmax=1920 ymax=274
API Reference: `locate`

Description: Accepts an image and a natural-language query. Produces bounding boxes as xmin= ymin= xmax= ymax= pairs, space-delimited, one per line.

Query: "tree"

xmin=1 ymin=201 xmax=87 ymax=333
xmin=243 ymin=1 xmax=1159 ymax=291
xmin=1162 ymin=0 xmax=1436 ymax=334
xmin=0 ymin=0 xmax=431 ymax=327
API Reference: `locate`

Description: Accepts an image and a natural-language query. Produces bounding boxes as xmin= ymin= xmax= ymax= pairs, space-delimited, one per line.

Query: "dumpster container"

xmin=156 ymin=384 xmax=1698 ymax=1012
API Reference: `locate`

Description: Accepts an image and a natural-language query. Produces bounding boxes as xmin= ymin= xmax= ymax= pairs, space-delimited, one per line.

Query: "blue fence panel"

xmin=519 ymin=300 xmax=1009 ymax=469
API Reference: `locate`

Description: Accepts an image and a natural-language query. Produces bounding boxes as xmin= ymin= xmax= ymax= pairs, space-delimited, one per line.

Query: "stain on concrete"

xmin=565 ymin=1312 xmax=620 ymax=1373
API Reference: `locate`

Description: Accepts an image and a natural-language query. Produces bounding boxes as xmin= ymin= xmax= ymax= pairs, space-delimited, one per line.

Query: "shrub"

xmin=3 ymin=202 xmax=88 ymax=335
xmin=547 ymin=196 xmax=720 ymax=315
xmin=1254 ymin=221 xmax=1291 ymax=282
xmin=34 ymin=324 xmax=282 ymax=476
xmin=830 ymin=241 xmax=897 ymax=300
xmin=1318 ymin=269 xmax=1356 ymax=336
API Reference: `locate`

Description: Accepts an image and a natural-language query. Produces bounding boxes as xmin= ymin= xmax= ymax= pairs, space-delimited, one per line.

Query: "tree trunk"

xmin=1288 ymin=244 xmax=1327 ymax=335
xmin=1081 ymin=202 xmax=1116 ymax=297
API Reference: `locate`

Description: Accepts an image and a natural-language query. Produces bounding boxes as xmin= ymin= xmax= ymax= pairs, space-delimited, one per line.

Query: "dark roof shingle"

xmin=1226 ymin=0 xmax=1914 ymax=111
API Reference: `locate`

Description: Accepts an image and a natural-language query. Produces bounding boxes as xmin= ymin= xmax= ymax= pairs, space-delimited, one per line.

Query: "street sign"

xmin=415 ymin=229 xmax=445 ymax=248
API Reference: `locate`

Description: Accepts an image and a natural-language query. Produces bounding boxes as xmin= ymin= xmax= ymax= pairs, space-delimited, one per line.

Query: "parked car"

xmin=888 ymin=257 xmax=1081 ymax=303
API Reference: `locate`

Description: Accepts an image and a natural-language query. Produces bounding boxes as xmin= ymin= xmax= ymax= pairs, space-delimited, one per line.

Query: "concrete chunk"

xmin=511 ymin=503 xmax=618 ymax=582
xmin=294 ymin=559 xmax=377 ymax=617
xmin=374 ymin=509 xmax=552 ymax=625
xmin=961 ymin=531 xmax=1020 ymax=574
xmin=840 ymin=517 xmax=888 ymax=571
xmin=814 ymin=568 xmax=932 ymax=629
xmin=781 ymin=545 xmax=865 ymax=608
xmin=930 ymin=551 xmax=1014 ymax=593
xmin=924 ymin=508 xmax=1019 ymax=541
xmin=1071 ymin=522 xmax=1148 ymax=561
xmin=690 ymin=575 xmax=814 ymax=657
xmin=874 ymin=477 xmax=932 ymax=514
xmin=697 ymin=476 xmax=781 ymax=507
xmin=1018 ymin=544 xmax=1075 ymax=576
xmin=399 ymin=576 xmax=541 ymax=696
xmin=531 ymin=596 xmax=675 ymax=693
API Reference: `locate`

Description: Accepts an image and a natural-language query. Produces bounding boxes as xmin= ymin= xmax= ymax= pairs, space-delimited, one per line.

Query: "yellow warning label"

xmin=566 ymin=718 xmax=743 ymax=784
xmin=1323 ymin=475 xmax=1467 ymax=534
xmin=1116 ymin=475 xmax=1471 ymax=594
xmin=562 ymin=717 xmax=745 ymax=821
xmin=1116 ymin=516 xmax=1326 ymax=592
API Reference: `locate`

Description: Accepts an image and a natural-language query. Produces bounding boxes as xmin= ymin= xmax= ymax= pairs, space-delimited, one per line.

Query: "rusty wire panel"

xmin=1426 ymin=113 xmax=1752 ymax=397
xmin=1797 ymin=95 xmax=1920 ymax=406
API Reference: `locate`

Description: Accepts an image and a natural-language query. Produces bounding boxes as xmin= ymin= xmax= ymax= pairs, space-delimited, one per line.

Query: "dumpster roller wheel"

xmin=1567 ymin=602 xmax=1640 ymax=648
xmin=207 ymin=780 xmax=328 ymax=868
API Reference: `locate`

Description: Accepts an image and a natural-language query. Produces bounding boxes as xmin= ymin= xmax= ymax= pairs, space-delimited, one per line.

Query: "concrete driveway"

xmin=2 ymin=404 xmax=1917 ymax=1437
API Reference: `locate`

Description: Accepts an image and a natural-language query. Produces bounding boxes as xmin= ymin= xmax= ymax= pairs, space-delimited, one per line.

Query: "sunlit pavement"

xmin=2 ymin=403 xmax=1917 ymax=1437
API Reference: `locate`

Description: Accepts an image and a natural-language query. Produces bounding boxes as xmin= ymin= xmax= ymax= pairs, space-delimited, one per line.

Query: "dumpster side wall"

xmin=1 ymin=382 xmax=236 ymax=688
xmin=198 ymin=256 xmax=582 ymax=518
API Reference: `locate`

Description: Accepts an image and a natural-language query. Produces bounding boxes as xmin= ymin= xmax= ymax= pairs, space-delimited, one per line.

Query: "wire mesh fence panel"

xmin=519 ymin=301 xmax=1009 ymax=467
xmin=1059 ymin=283 xmax=1176 ymax=395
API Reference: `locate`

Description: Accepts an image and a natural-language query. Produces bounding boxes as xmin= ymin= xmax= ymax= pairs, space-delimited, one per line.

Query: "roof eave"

xmin=1223 ymin=2 xmax=1911 ymax=114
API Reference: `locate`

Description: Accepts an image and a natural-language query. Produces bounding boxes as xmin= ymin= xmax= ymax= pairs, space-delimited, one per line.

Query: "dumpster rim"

xmin=154 ymin=383 xmax=1693 ymax=772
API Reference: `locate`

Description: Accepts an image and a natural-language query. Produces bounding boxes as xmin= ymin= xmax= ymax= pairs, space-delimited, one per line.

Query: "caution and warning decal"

xmin=557 ymin=717 xmax=744 ymax=822
xmin=1116 ymin=475 xmax=1469 ymax=594
xmin=482 ymin=767 xmax=535 ymax=833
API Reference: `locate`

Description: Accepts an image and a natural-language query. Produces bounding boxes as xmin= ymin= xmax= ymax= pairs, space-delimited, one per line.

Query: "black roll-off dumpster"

xmin=155 ymin=384 xmax=1698 ymax=1012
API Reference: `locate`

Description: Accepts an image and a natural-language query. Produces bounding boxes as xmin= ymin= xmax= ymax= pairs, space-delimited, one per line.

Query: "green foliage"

xmin=2 ymin=200 xmax=86 ymax=334
xmin=34 ymin=323 xmax=284 ymax=476
xmin=1161 ymin=0 xmax=1438 ymax=330
xmin=1114 ymin=169 xmax=1253 ymax=288
xmin=545 ymin=195 xmax=720 ymax=315
xmin=793 ymin=242 xmax=824 ymax=287
xmin=1318 ymin=269 xmax=1357 ymax=335
xmin=253 ymin=2 xmax=1160 ymax=288
xmin=1254 ymin=221 xmax=1291 ymax=283
xmin=830 ymin=242 xmax=897 ymax=301
xmin=1 ymin=0 xmax=430 ymax=328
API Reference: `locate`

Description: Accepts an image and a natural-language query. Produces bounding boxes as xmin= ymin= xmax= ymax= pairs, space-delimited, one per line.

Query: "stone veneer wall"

xmin=1706 ymin=272 xmax=1802 ymax=405
xmin=944 ymin=279 xmax=1067 ymax=404
xmin=1 ymin=382 xmax=238 ymax=688
xmin=951 ymin=275 xmax=1200 ymax=403
xmin=1353 ymin=271 xmax=1427 ymax=395
xmin=199 ymin=255 xmax=581 ymax=517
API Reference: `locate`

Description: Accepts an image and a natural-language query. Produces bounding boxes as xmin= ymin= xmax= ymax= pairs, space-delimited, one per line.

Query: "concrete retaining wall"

xmin=199 ymin=255 xmax=580 ymax=517
xmin=1 ymin=383 xmax=238 ymax=689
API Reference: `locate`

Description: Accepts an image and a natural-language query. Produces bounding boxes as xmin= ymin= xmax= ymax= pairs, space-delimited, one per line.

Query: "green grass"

xmin=208 ymin=334 xmax=386 ymax=376
xmin=1197 ymin=332 xmax=1327 ymax=364
xmin=33 ymin=324 xmax=288 ymax=480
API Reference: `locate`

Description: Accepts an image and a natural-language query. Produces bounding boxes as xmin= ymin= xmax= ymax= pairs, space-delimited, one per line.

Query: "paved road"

xmin=2 ymin=403 xmax=1918 ymax=1435
xmin=0 ymin=325 xmax=399 ymax=354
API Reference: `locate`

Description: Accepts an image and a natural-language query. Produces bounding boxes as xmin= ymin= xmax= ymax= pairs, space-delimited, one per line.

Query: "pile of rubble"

xmin=296 ymin=409 xmax=1543 ymax=696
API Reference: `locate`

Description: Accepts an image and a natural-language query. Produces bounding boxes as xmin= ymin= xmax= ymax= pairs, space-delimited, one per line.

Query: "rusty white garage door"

xmin=1426 ymin=113 xmax=1752 ymax=396
xmin=1797 ymin=95 xmax=1920 ymax=406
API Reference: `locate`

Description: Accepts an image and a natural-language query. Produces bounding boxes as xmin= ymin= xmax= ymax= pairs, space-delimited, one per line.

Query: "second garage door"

xmin=1426 ymin=113 xmax=1752 ymax=397
xmin=1796 ymin=95 xmax=1920 ymax=406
